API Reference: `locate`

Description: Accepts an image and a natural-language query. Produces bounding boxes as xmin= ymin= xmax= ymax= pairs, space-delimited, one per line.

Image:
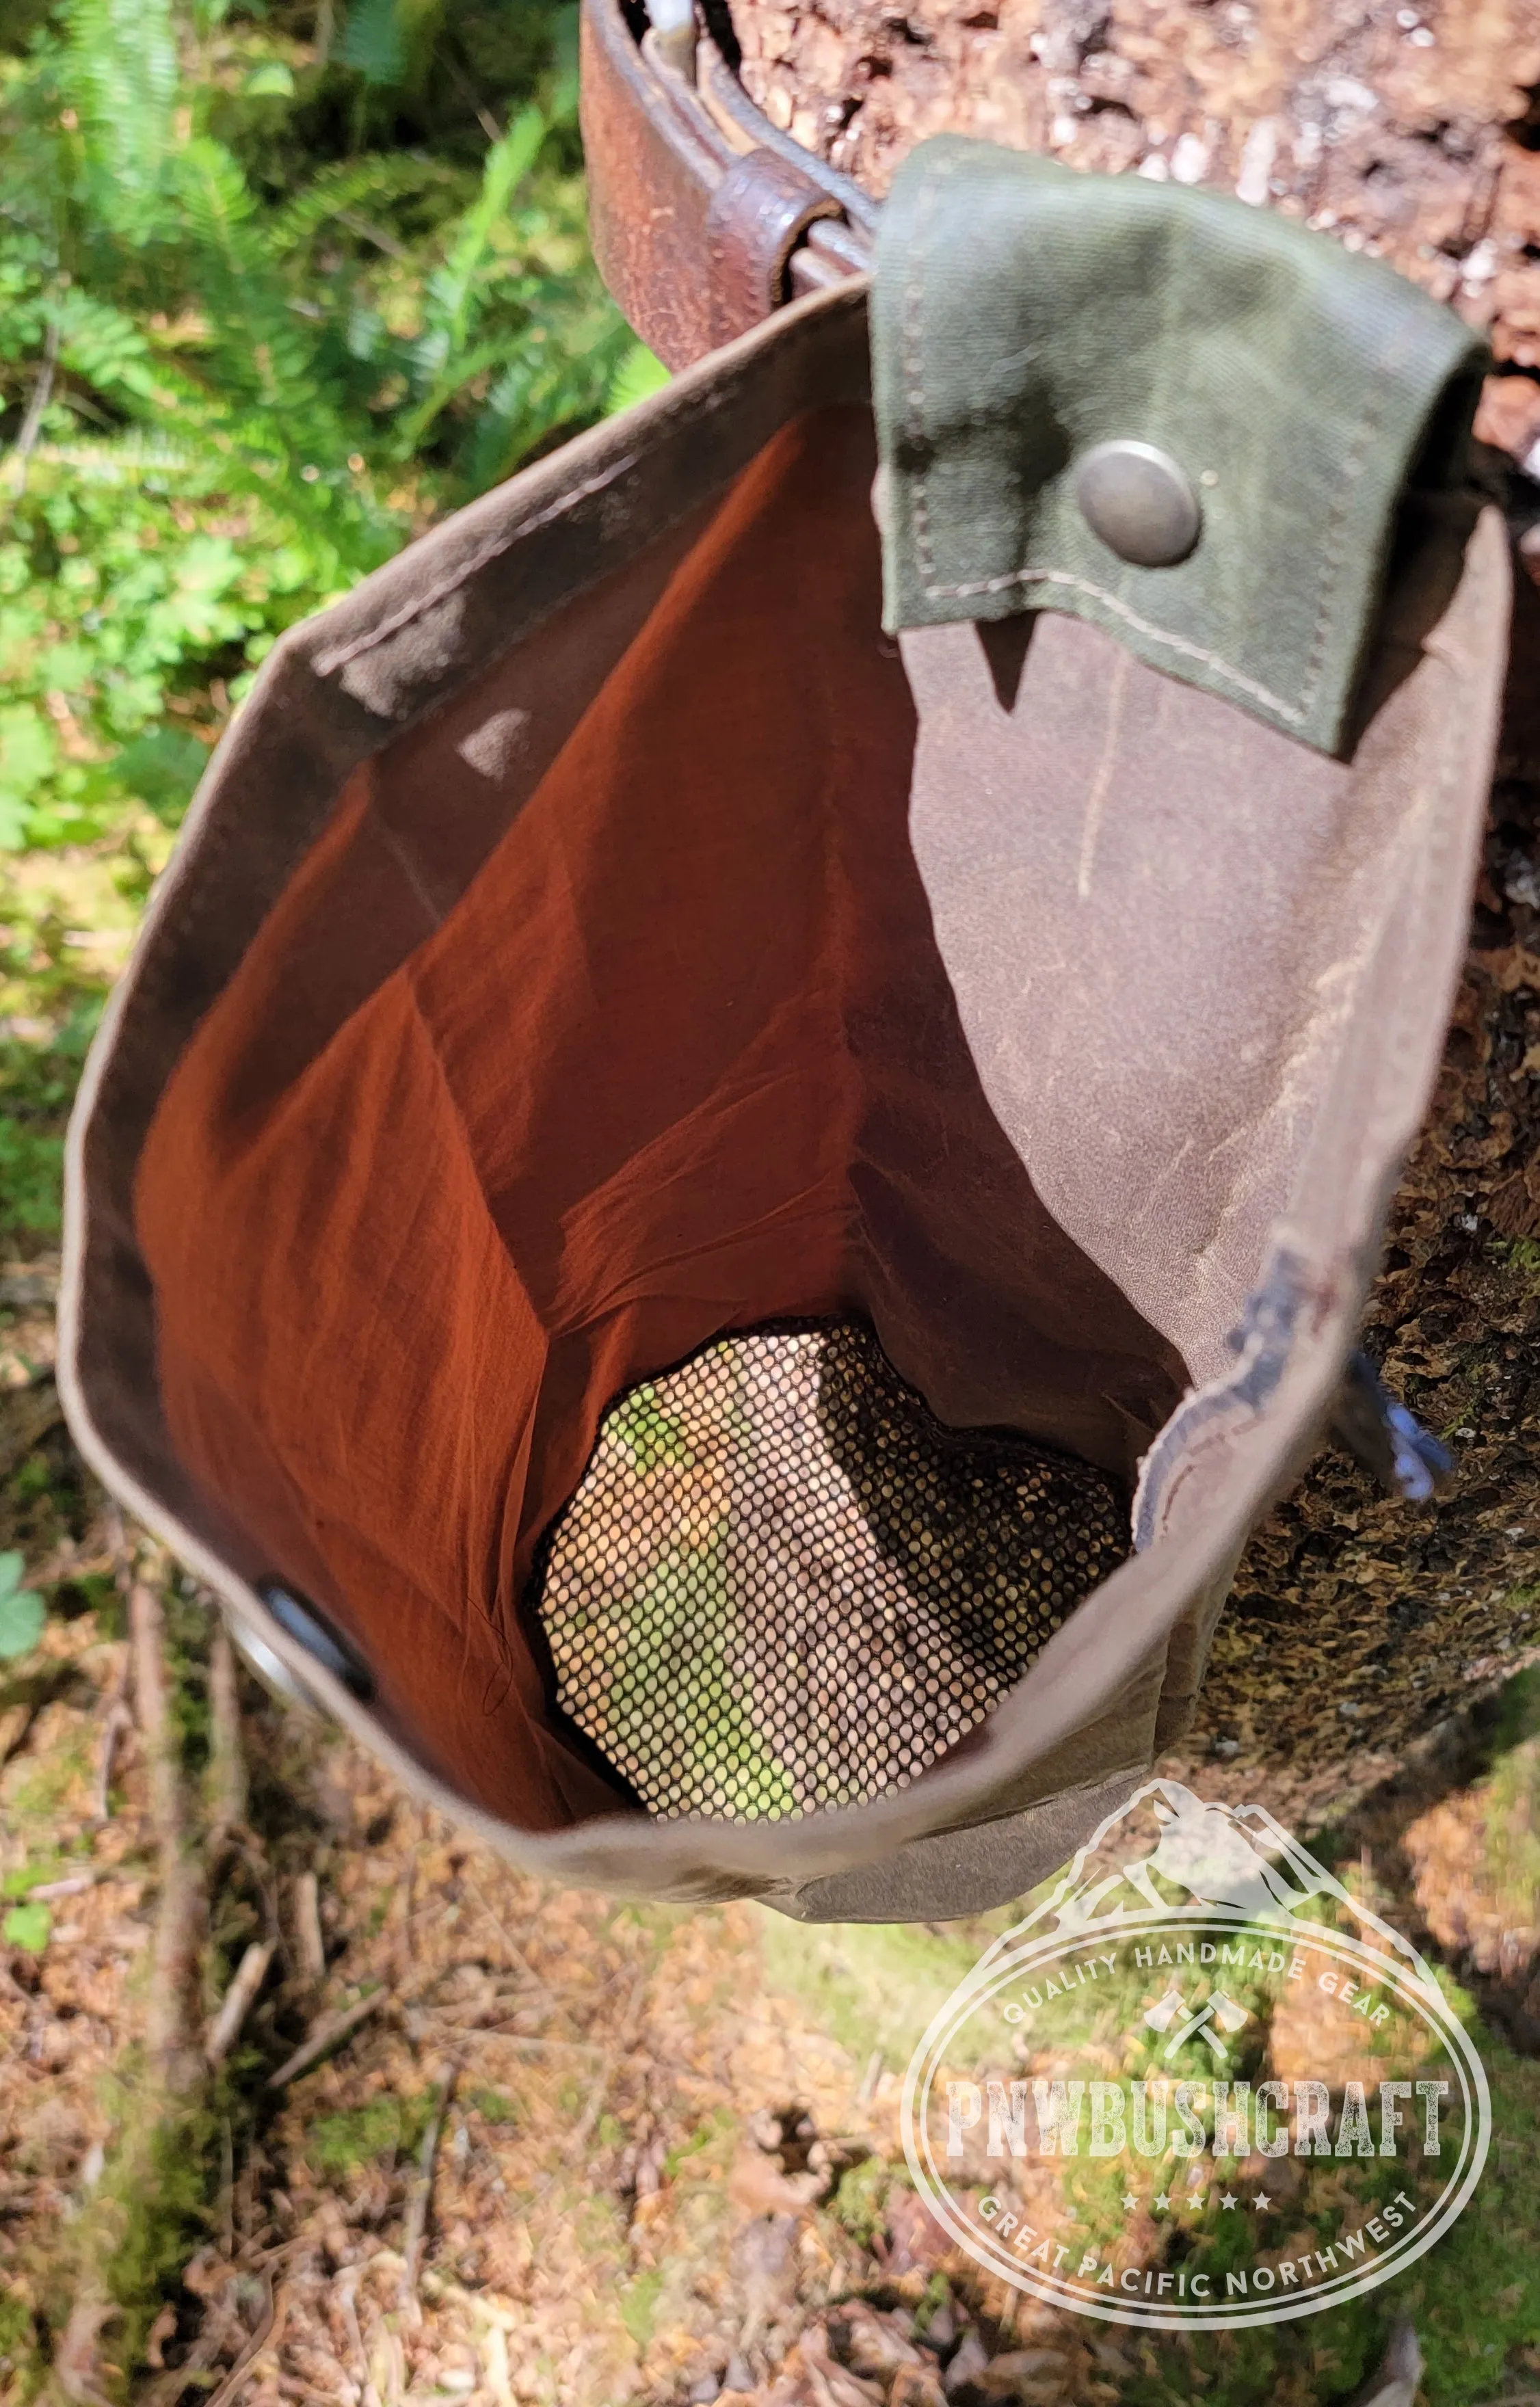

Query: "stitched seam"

xmin=1296 ymin=308 xmax=1424 ymax=719
xmin=927 ymin=564 xmax=1307 ymax=721
xmin=903 ymin=149 xmax=961 ymax=591
xmin=313 ymin=451 xmax=643 ymax=674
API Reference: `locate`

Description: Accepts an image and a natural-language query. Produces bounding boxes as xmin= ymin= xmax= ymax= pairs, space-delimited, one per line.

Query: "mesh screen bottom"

xmin=535 ymin=1322 xmax=1128 ymax=1822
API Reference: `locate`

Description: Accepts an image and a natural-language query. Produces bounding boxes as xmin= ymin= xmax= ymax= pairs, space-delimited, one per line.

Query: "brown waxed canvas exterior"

xmin=60 ymin=281 xmax=1515 ymax=1919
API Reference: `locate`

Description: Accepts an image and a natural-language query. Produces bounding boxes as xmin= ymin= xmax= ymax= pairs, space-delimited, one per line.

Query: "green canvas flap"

xmin=871 ymin=137 xmax=1488 ymax=754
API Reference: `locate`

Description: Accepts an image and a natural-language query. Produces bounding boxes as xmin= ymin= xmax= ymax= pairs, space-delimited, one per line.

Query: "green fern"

xmin=339 ymin=0 xmax=408 ymax=88
xmin=0 ymin=0 xmax=629 ymax=853
xmin=269 ymin=152 xmax=463 ymax=258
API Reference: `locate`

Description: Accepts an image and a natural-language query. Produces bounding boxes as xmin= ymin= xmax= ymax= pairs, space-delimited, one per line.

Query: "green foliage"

xmin=830 ymin=2153 xmax=892 ymax=2246
xmin=606 ymin=338 xmax=669 ymax=413
xmin=307 ymin=2089 xmax=432 ymax=2175
xmin=0 ymin=0 xmax=633 ymax=853
xmin=618 ymin=2267 xmax=665 ymax=2350
xmin=472 ymin=2085 xmax=520 ymax=2125
xmin=0 ymin=998 xmax=103 ymax=1245
xmin=2 ymin=1900 xmax=53 ymax=1952
xmin=0 ymin=2290 xmax=42 ymax=2397
xmin=94 ymin=2095 xmax=220 ymax=2387
xmin=0 ymin=1550 xmax=46 ymax=1659
xmin=611 ymin=1385 xmax=695 ymax=1472
xmin=615 ymin=2272 xmax=664 ymax=2349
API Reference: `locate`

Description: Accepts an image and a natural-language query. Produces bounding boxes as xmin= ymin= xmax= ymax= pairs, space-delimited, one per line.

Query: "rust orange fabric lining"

xmin=135 ymin=406 xmax=1184 ymax=1831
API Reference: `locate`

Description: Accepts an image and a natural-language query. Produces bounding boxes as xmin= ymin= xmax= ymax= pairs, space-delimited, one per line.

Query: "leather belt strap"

xmin=579 ymin=0 xmax=875 ymax=369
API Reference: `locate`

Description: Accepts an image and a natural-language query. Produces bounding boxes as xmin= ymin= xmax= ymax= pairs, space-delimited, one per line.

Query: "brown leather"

xmin=579 ymin=0 xmax=872 ymax=369
xmin=706 ymin=149 xmax=844 ymax=345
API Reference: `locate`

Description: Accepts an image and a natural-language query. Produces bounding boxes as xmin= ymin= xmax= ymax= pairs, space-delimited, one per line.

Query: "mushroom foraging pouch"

xmin=61 ymin=144 xmax=1511 ymax=1924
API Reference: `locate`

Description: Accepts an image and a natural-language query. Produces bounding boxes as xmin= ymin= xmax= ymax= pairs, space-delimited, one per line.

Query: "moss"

xmin=831 ymin=2155 xmax=892 ymax=2247
xmin=0 ymin=2292 xmax=44 ymax=2401
xmin=307 ymin=2091 xmax=432 ymax=2177
xmin=473 ymin=2087 xmax=520 ymax=2127
xmin=663 ymin=2108 xmax=736 ymax=2182
xmin=4 ymin=1726 xmax=92 ymax=1820
xmin=756 ymin=1914 xmax=1001 ymax=2071
xmin=618 ymin=2268 xmax=665 ymax=2350
xmin=40 ymin=2083 xmax=220 ymax=2401
xmin=103 ymin=2103 xmax=217 ymax=2379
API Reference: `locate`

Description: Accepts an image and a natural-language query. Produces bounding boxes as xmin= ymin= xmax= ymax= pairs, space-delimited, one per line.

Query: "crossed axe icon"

xmin=1143 ymin=1986 xmax=1252 ymax=2062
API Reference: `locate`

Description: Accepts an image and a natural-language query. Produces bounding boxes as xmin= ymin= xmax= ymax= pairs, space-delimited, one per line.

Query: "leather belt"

xmin=579 ymin=0 xmax=875 ymax=371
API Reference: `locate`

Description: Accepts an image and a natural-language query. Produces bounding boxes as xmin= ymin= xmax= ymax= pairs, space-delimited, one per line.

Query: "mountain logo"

xmin=901 ymin=1779 xmax=1491 ymax=2331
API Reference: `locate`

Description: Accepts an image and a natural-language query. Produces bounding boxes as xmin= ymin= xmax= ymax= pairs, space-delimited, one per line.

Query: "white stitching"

xmin=313 ymin=453 xmax=643 ymax=676
xmin=1295 ymin=308 xmax=1426 ymax=719
xmin=902 ymin=148 xmax=961 ymax=591
xmin=926 ymin=562 xmax=1307 ymax=721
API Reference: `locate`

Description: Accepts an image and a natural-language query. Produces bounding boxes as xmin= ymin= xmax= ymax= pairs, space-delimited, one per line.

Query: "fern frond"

xmin=268 ymin=153 xmax=461 ymax=258
xmin=605 ymin=341 xmax=669 ymax=415
xmin=29 ymin=431 xmax=194 ymax=480
xmin=62 ymin=0 xmax=178 ymax=237
xmin=428 ymin=105 xmax=549 ymax=352
xmin=53 ymin=287 xmax=163 ymax=405
xmin=340 ymin=0 xmax=408 ymax=87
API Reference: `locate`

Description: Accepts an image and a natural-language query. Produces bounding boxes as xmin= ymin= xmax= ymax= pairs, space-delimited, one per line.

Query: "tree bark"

xmin=730 ymin=0 xmax=1540 ymax=1818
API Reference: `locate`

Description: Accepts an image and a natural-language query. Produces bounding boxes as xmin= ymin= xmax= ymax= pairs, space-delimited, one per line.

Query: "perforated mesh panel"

xmin=536 ymin=1322 xmax=1128 ymax=1822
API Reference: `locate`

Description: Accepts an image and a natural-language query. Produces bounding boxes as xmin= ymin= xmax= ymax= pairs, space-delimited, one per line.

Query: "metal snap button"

xmin=1074 ymin=440 xmax=1202 ymax=568
xmin=258 ymin=1578 xmax=375 ymax=1701
xmin=224 ymin=1608 xmax=323 ymax=1714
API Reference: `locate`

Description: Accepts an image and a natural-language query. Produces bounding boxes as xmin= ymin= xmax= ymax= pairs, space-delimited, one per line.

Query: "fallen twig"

xmin=56 ymin=1557 xmax=211 ymax=2399
xmin=462 ymin=1865 xmax=544 ymax=1990
xmin=399 ymin=2060 xmax=460 ymax=2314
xmin=206 ymin=1621 xmax=248 ymax=1847
xmin=93 ymin=1697 xmax=132 ymax=1822
xmin=293 ymin=1869 xmax=327 ymax=1982
xmin=132 ymin=1569 xmax=207 ymax=2084
xmin=566 ymin=1967 xmax=648 ymax=2162
xmin=200 ymin=2268 xmax=281 ymax=2407
xmin=265 ymin=1986 xmax=384 ymax=2089
xmin=205 ymin=1941 xmax=276 ymax=2068
xmin=94 ymin=1528 xmax=135 ymax=1822
xmin=2 ymin=312 xmax=60 ymax=508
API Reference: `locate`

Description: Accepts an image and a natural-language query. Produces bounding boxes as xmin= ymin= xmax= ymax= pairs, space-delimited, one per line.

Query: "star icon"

xmin=1185 ymin=2192 xmax=1206 ymax=2211
xmin=1219 ymin=2192 xmax=1238 ymax=2210
xmin=1153 ymin=2192 xmax=1171 ymax=2211
xmin=1121 ymin=2193 xmax=1139 ymax=2212
xmin=1253 ymin=2192 xmax=1272 ymax=2212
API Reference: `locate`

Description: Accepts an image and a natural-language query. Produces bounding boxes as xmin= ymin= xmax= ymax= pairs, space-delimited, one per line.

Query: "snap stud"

xmin=257 ymin=1578 xmax=375 ymax=1701
xmin=1074 ymin=439 xmax=1202 ymax=567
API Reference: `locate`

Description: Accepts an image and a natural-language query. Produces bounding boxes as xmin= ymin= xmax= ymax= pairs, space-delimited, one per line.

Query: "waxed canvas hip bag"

xmin=61 ymin=0 xmax=1515 ymax=1924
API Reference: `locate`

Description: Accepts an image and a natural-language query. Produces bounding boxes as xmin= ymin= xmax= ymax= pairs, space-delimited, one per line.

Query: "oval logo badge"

xmin=902 ymin=1780 xmax=1490 ymax=2330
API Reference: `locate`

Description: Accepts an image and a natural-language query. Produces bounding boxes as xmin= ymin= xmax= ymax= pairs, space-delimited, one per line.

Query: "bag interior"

xmin=133 ymin=402 xmax=1191 ymax=1831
